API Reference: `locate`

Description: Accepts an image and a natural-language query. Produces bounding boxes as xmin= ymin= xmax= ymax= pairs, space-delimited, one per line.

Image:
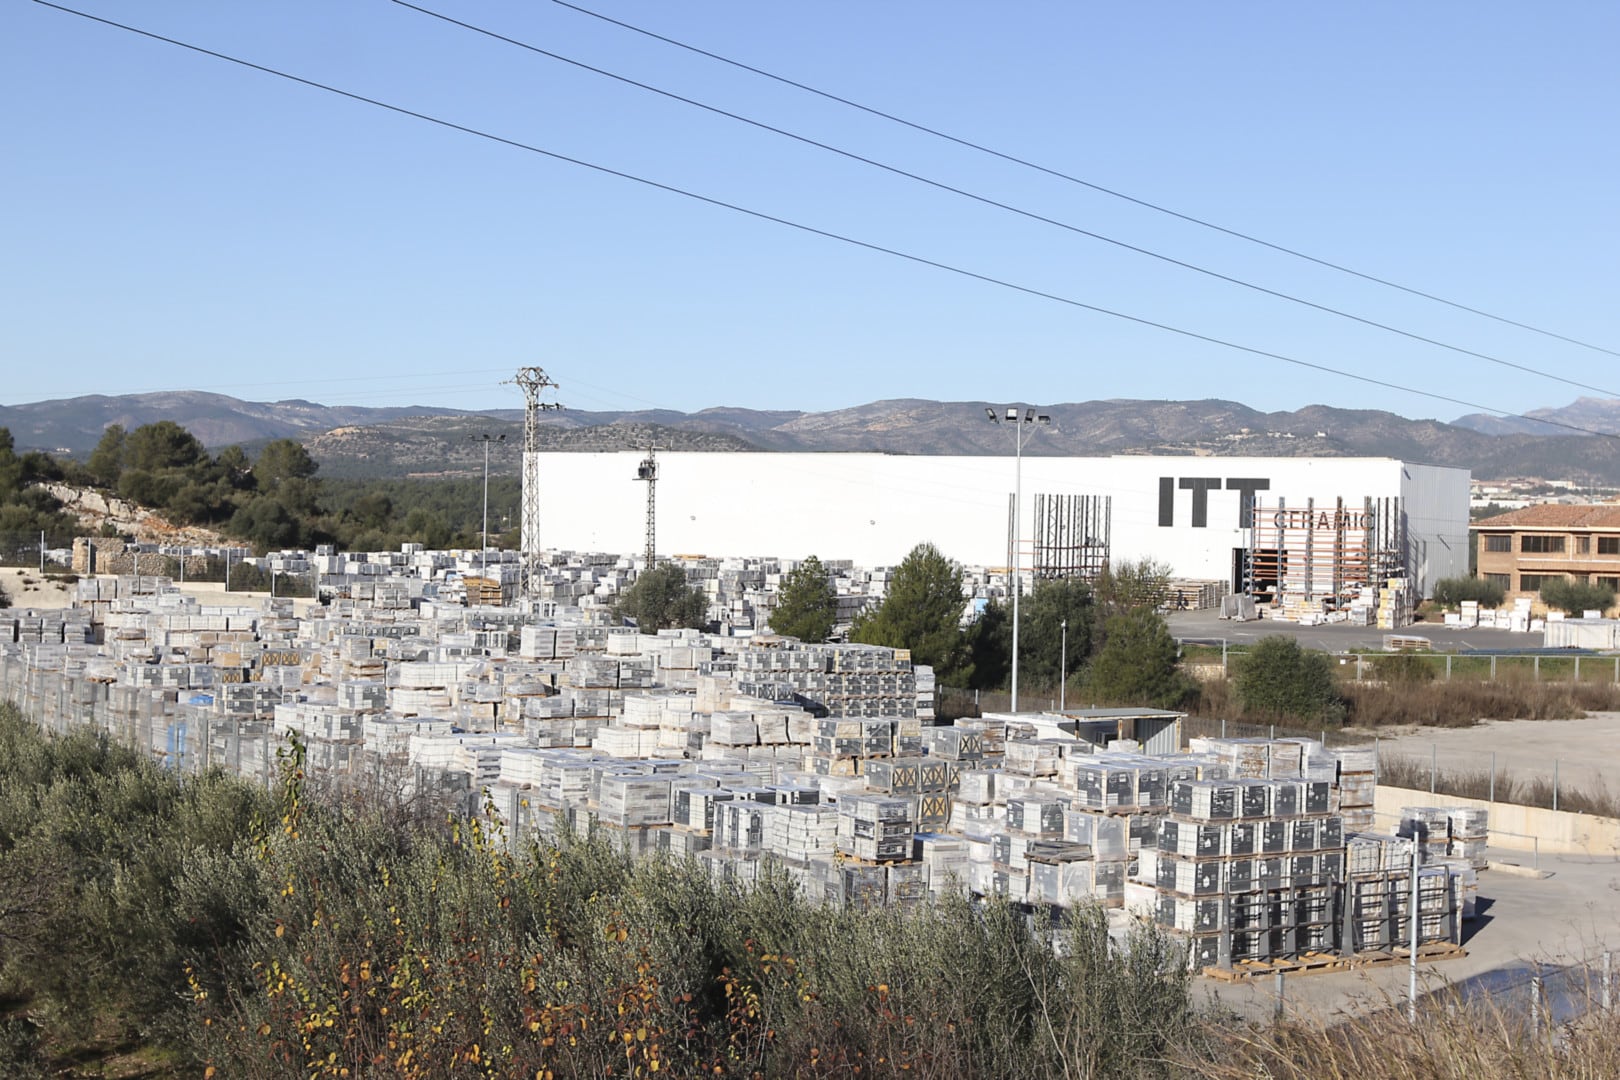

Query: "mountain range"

xmin=5 ymin=391 xmax=1620 ymax=483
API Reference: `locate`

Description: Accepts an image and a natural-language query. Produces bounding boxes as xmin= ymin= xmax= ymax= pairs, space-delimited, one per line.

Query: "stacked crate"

xmin=1153 ymin=776 xmax=1344 ymax=969
xmin=1446 ymin=808 xmax=1489 ymax=869
xmin=1397 ymin=806 xmax=1453 ymax=862
xmin=1341 ymin=832 xmax=1462 ymax=952
xmin=598 ymin=772 xmax=673 ymax=828
xmin=836 ymin=794 xmax=914 ymax=863
xmin=1330 ymin=745 xmax=1378 ymax=833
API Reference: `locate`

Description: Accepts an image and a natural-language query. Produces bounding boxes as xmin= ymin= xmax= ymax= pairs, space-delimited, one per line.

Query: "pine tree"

xmin=769 ymin=555 xmax=837 ymax=642
xmin=850 ymin=542 xmax=965 ymax=671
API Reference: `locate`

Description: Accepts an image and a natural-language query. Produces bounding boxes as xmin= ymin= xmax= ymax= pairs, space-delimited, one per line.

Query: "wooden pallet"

xmin=1203 ymin=942 xmax=1466 ymax=982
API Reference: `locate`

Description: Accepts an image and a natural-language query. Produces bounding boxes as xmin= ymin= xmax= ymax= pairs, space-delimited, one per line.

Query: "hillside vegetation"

xmin=0 ymin=419 xmax=508 ymax=557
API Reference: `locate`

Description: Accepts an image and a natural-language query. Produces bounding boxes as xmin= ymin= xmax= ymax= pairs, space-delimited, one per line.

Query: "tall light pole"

xmin=986 ymin=406 xmax=1050 ymax=714
xmin=1060 ymin=617 xmax=1068 ymax=712
xmin=469 ymin=433 xmax=507 ymax=580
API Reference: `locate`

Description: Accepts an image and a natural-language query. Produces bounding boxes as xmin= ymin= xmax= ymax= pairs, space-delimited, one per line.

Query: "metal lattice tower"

xmin=635 ymin=445 xmax=659 ymax=566
xmin=505 ymin=367 xmax=561 ymax=601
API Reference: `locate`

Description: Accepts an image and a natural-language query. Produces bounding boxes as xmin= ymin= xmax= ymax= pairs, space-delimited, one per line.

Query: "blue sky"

xmin=3 ymin=1 xmax=1617 ymax=421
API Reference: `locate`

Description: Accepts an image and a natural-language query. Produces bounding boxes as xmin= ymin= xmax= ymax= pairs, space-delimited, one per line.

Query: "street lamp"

xmin=470 ymin=433 xmax=507 ymax=580
xmin=1060 ymin=617 xmax=1068 ymax=712
xmin=986 ymin=406 xmax=1050 ymax=714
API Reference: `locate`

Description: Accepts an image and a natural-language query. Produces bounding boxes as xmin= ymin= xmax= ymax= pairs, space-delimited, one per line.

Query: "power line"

xmin=387 ymin=0 xmax=1620 ymax=400
xmin=26 ymin=0 xmax=1620 ymax=442
xmin=549 ymin=0 xmax=1620 ymax=363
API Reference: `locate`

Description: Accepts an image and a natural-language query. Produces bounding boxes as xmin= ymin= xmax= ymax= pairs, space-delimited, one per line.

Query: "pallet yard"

xmin=0 ymin=563 xmax=1487 ymax=974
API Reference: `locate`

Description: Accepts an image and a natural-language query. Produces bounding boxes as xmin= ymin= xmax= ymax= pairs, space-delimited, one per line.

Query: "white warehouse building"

xmin=537 ymin=453 xmax=1470 ymax=597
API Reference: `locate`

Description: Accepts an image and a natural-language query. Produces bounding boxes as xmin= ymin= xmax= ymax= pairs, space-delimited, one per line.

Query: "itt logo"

xmin=1158 ymin=477 xmax=1270 ymax=528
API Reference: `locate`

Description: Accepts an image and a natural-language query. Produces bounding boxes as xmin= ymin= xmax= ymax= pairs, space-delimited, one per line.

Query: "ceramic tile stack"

xmin=1153 ymin=738 xmax=1344 ymax=970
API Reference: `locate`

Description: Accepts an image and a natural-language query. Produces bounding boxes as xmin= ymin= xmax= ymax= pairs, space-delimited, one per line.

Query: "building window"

xmin=1484 ymin=573 xmax=1511 ymax=590
xmin=1577 ymin=536 xmax=1592 ymax=554
xmin=1519 ymin=574 xmax=1558 ymax=592
xmin=1601 ymin=537 xmax=1620 ymax=555
xmin=1483 ymin=534 xmax=1511 ymax=552
xmin=1599 ymin=577 xmax=1620 ymax=592
xmin=1521 ymin=535 xmax=1565 ymax=553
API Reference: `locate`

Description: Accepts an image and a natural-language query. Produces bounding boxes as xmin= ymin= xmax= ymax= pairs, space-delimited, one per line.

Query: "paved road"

xmin=1167 ymin=608 xmax=1546 ymax=653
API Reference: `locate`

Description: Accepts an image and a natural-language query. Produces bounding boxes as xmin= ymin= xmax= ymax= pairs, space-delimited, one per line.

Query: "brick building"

xmin=1472 ymin=505 xmax=1620 ymax=600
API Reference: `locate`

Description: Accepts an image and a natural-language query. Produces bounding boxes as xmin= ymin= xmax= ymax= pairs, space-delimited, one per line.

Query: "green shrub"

xmin=1083 ymin=608 xmax=1199 ymax=709
xmin=1431 ymin=576 xmax=1505 ymax=608
xmin=1232 ymin=636 xmax=1346 ymax=726
xmin=1539 ymin=576 xmax=1616 ymax=615
xmin=1369 ymin=652 xmax=1437 ymax=685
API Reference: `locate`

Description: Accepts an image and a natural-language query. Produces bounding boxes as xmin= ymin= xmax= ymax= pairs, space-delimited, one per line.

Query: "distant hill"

xmin=9 ymin=390 xmax=1620 ymax=482
xmin=0 ymin=391 xmax=482 ymax=454
xmin=1453 ymin=396 xmax=1620 ymax=438
xmin=304 ymin=416 xmax=758 ymax=479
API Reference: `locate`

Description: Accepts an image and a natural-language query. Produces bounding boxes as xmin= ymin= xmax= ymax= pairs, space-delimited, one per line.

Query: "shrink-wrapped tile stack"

xmin=1151 ymin=768 xmax=1344 ymax=970
xmin=1340 ymin=831 xmax=1464 ymax=952
xmin=1329 ymin=745 xmax=1378 ymax=832
xmin=837 ymin=794 xmax=915 ymax=863
xmin=1444 ymin=807 xmax=1489 ymax=869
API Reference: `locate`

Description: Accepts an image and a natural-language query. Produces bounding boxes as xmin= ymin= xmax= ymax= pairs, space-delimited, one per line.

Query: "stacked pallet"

xmin=1330 ymin=745 xmax=1377 ymax=832
xmin=1397 ymin=806 xmax=1453 ymax=862
xmin=1151 ymin=776 xmax=1344 ymax=970
xmin=1446 ymin=808 xmax=1489 ymax=869
xmin=1376 ymin=577 xmax=1413 ymax=629
xmin=837 ymin=794 xmax=914 ymax=862
xmin=1341 ymin=833 xmax=1463 ymax=952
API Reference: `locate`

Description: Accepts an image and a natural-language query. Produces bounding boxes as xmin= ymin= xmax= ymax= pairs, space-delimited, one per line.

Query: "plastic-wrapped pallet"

xmin=1397 ymin=806 xmax=1452 ymax=862
xmin=836 ymin=794 xmax=914 ymax=862
xmin=864 ymin=757 xmax=923 ymax=794
xmin=913 ymin=833 xmax=969 ymax=896
xmin=1006 ymin=795 xmax=1066 ymax=837
xmin=925 ymin=725 xmax=984 ymax=761
xmin=1446 ymin=807 xmax=1489 ymax=869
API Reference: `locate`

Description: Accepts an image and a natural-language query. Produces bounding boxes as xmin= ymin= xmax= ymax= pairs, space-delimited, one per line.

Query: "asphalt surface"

xmin=1167 ymin=608 xmax=1547 ymax=653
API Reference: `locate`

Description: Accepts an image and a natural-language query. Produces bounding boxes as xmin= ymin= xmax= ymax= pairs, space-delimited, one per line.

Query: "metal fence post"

xmin=1374 ymin=736 xmax=1380 ymax=784
xmin=1221 ymin=718 xmax=1226 ymax=739
xmin=1553 ymin=760 xmax=1559 ymax=813
xmin=1534 ymin=655 xmax=1540 ymax=681
xmin=1491 ymin=655 xmax=1497 ymax=679
xmin=1445 ymin=654 xmax=1452 ymax=681
xmin=1489 ymin=752 xmax=1496 ymax=803
xmin=1270 ymin=724 xmax=1276 ymax=740
xmin=1530 ymin=974 xmax=1542 ymax=1038
xmin=1274 ymin=970 xmax=1285 ymax=1023
xmin=1431 ymin=743 xmax=1437 ymax=794
xmin=1575 ymin=655 xmax=1582 ymax=683
xmin=1604 ymin=951 xmax=1613 ymax=1012
xmin=1408 ymin=844 xmax=1421 ymax=1024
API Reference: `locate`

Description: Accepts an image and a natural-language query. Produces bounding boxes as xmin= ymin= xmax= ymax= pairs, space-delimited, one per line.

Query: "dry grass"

xmin=1377 ymin=756 xmax=1620 ymax=819
xmin=1343 ymin=678 xmax=1620 ymax=729
xmin=1194 ymin=971 xmax=1620 ymax=1079
xmin=1190 ymin=674 xmax=1620 ymax=731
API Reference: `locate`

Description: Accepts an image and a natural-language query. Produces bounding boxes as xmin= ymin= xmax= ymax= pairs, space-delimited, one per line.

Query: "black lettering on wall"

xmin=1178 ymin=477 xmax=1223 ymax=528
xmin=1224 ymin=478 xmax=1271 ymax=528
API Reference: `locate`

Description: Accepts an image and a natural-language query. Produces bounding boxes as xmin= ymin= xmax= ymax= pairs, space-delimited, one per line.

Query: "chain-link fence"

xmin=0 ymin=530 xmax=75 ymax=570
xmin=1373 ymin=739 xmax=1620 ymax=819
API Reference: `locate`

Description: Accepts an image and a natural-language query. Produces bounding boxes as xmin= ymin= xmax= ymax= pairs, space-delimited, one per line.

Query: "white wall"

xmin=536 ymin=453 xmax=1468 ymax=593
